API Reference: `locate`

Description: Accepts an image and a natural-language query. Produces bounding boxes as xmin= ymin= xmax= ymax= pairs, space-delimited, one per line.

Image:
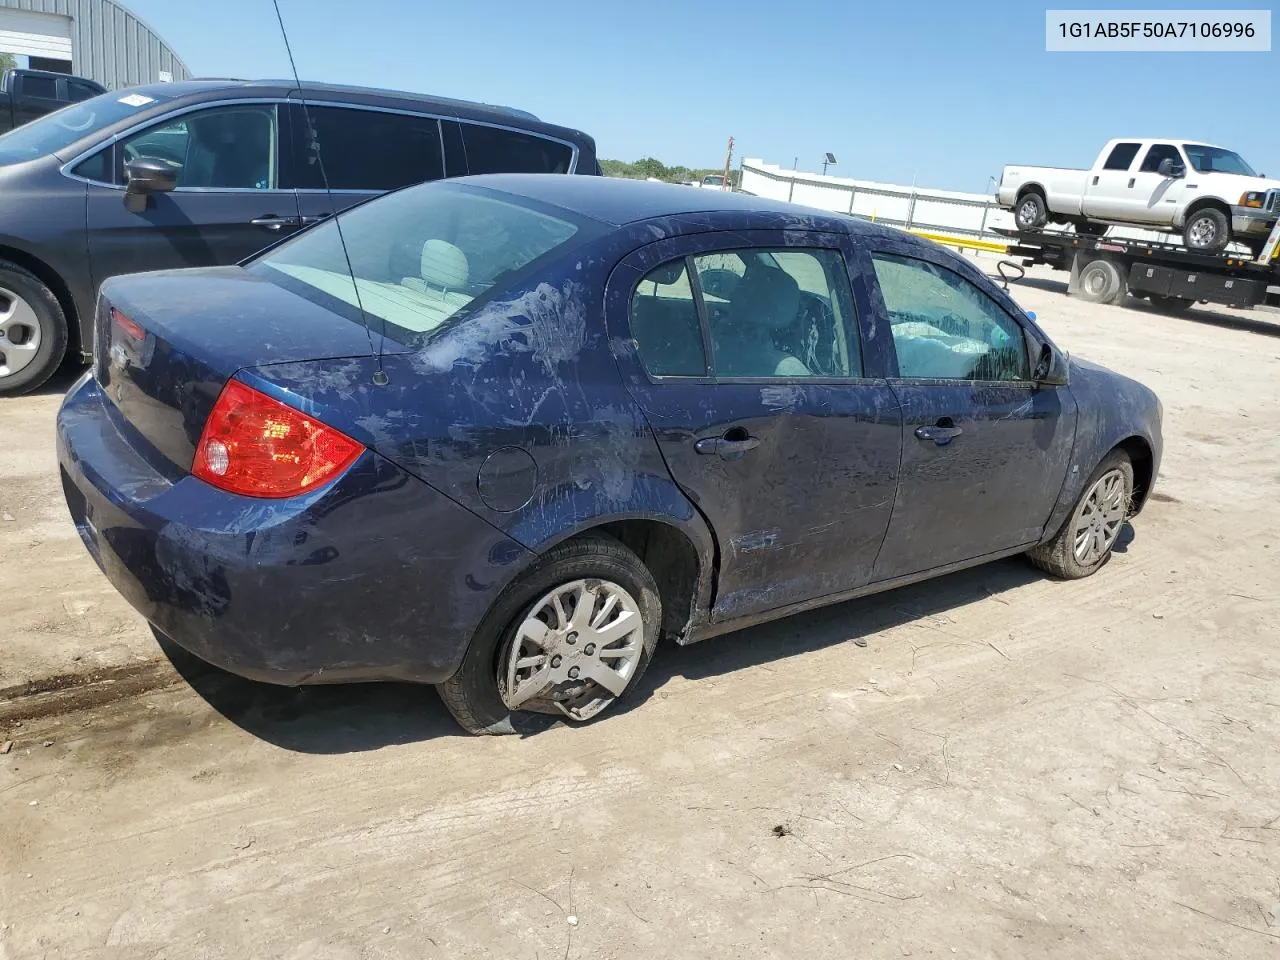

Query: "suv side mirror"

xmin=1156 ymin=158 xmax=1185 ymax=178
xmin=1035 ymin=342 xmax=1070 ymax=385
xmin=123 ymin=157 xmax=177 ymax=212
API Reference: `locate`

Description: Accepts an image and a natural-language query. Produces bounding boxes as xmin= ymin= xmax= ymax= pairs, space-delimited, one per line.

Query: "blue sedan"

xmin=56 ymin=175 xmax=1163 ymax=734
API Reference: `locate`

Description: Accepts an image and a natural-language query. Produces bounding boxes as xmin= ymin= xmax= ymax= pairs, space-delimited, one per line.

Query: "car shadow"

xmin=160 ymin=544 xmax=1135 ymax=752
xmin=30 ymin=360 xmax=86 ymax=397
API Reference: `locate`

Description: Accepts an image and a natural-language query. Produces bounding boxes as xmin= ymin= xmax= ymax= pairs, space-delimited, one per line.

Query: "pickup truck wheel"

xmin=1014 ymin=192 xmax=1048 ymax=230
xmin=1076 ymin=257 xmax=1123 ymax=303
xmin=0 ymin=261 xmax=68 ymax=397
xmin=1184 ymin=207 xmax=1229 ymax=252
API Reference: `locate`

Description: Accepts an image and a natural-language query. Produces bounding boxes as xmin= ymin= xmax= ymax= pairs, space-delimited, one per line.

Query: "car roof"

xmin=459 ymin=174 xmax=881 ymax=233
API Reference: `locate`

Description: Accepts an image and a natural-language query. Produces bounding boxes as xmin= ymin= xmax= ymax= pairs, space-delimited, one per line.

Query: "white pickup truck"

xmin=997 ymin=138 xmax=1280 ymax=255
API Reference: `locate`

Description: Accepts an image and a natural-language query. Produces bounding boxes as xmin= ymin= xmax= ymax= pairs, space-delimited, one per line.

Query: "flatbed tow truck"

xmin=987 ymin=217 xmax=1280 ymax=313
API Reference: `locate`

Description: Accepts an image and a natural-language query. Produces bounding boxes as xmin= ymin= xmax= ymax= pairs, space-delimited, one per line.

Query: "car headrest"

xmin=420 ymin=239 xmax=469 ymax=291
xmin=732 ymin=265 xmax=800 ymax=328
xmin=646 ymin=260 xmax=685 ymax=287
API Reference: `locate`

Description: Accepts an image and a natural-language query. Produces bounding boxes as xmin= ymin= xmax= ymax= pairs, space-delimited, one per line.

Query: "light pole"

xmin=822 ymin=152 xmax=837 ymax=176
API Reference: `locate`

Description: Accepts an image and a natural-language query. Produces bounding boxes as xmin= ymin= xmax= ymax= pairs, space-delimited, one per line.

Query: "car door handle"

xmin=1128 ymin=178 xmax=1136 ymax=188
xmin=250 ymin=215 xmax=302 ymax=231
xmin=695 ymin=434 xmax=760 ymax=458
xmin=915 ymin=424 xmax=963 ymax=445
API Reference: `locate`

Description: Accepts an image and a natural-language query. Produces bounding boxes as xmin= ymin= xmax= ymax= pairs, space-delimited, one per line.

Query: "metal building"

xmin=0 ymin=0 xmax=189 ymax=89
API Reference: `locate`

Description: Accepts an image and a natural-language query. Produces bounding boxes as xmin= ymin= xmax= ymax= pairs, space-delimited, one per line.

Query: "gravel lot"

xmin=2 ymin=263 xmax=1279 ymax=959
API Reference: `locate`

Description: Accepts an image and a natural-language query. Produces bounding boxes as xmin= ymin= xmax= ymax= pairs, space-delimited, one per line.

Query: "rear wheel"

xmin=1183 ymin=207 xmax=1230 ymax=252
xmin=1076 ymin=257 xmax=1124 ymax=303
xmin=1014 ymin=192 xmax=1048 ymax=230
xmin=437 ymin=534 xmax=661 ymax=735
xmin=1027 ymin=450 xmax=1133 ymax=579
xmin=0 ymin=261 xmax=68 ymax=397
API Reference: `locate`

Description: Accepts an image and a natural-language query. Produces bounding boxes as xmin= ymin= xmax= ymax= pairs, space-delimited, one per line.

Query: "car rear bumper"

xmin=56 ymin=373 xmax=533 ymax=685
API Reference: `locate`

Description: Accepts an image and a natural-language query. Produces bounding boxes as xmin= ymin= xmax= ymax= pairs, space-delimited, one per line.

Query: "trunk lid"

xmin=95 ymin=266 xmax=402 ymax=472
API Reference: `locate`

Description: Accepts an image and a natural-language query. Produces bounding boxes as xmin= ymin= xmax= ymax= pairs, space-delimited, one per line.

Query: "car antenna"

xmin=270 ymin=0 xmax=389 ymax=387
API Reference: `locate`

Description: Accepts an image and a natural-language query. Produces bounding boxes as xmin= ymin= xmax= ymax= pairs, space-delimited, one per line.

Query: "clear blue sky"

xmin=123 ymin=0 xmax=1279 ymax=193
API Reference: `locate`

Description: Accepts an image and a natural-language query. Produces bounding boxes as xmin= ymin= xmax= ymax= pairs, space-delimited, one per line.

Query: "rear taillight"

xmin=192 ymin=379 xmax=362 ymax=498
xmin=111 ymin=307 xmax=144 ymax=341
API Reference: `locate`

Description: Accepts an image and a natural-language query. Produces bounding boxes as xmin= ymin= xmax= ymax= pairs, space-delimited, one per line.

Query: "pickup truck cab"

xmin=0 ymin=68 xmax=105 ymax=133
xmin=998 ymin=138 xmax=1280 ymax=255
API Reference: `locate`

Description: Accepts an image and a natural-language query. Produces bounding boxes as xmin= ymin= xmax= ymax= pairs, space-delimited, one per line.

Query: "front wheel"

xmin=1183 ymin=207 xmax=1230 ymax=252
xmin=437 ymin=534 xmax=661 ymax=735
xmin=0 ymin=261 xmax=69 ymax=397
xmin=1027 ymin=450 xmax=1133 ymax=579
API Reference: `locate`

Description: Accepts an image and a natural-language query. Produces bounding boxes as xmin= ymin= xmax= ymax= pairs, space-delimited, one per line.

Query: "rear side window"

xmin=21 ymin=76 xmax=58 ymax=99
xmin=1102 ymin=142 xmax=1140 ymax=170
xmin=291 ymin=106 xmax=444 ymax=191
xmin=1140 ymin=143 xmax=1182 ymax=173
xmin=459 ymin=123 xmax=573 ymax=174
xmin=632 ymin=260 xmax=707 ymax=377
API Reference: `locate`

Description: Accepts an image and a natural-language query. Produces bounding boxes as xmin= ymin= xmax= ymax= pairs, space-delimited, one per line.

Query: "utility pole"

xmin=722 ymin=136 xmax=734 ymax=191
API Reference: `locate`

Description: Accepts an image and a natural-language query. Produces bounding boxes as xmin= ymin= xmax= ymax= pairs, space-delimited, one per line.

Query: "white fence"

xmin=737 ymin=158 xmax=1172 ymax=247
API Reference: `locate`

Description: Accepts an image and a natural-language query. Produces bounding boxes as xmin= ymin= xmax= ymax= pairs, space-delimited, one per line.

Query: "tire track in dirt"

xmin=0 ymin=658 xmax=178 ymax=726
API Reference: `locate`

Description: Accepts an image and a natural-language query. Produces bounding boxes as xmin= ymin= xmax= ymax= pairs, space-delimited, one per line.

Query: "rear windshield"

xmin=253 ymin=183 xmax=591 ymax=344
xmin=0 ymin=89 xmax=173 ymax=166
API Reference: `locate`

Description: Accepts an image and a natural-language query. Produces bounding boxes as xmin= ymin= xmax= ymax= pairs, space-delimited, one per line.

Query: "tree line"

xmin=601 ymin=157 xmax=738 ymax=185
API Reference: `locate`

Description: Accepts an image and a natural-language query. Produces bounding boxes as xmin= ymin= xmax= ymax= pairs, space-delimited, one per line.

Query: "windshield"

xmin=1183 ymin=144 xmax=1257 ymax=176
xmin=0 ymin=89 xmax=172 ymax=166
xmin=254 ymin=183 xmax=589 ymax=344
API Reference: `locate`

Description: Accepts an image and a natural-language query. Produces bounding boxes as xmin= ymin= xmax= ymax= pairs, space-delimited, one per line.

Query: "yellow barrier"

xmin=908 ymin=229 xmax=1010 ymax=254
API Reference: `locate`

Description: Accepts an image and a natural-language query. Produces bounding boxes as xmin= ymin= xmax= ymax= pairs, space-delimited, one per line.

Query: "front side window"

xmin=254 ymin=183 xmax=587 ymax=344
xmin=1140 ymin=144 xmax=1183 ymax=174
xmin=291 ymin=106 xmax=443 ymax=191
xmin=1102 ymin=142 xmax=1140 ymax=171
xmin=66 ymin=80 xmax=101 ymax=103
xmin=695 ymin=248 xmax=860 ymax=379
xmin=872 ymin=253 xmax=1029 ymax=382
xmin=1183 ymin=144 xmax=1257 ymax=176
xmin=120 ymin=104 xmax=277 ymax=189
xmin=460 ymin=123 xmax=573 ymax=175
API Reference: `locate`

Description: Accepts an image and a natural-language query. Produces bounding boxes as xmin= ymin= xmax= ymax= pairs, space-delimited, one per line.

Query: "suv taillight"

xmin=192 ymin=379 xmax=362 ymax=498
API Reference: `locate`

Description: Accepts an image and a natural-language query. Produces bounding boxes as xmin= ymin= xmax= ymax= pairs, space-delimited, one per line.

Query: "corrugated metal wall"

xmin=0 ymin=0 xmax=190 ymax=88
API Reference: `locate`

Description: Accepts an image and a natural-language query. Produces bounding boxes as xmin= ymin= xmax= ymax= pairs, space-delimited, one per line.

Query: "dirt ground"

xmin=2 ymin=264 xmax=1279 ymax=959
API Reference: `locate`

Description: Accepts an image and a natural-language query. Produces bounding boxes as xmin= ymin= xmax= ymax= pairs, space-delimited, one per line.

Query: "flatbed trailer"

xmin=992 ymin=223 xmax=1280 ymax=313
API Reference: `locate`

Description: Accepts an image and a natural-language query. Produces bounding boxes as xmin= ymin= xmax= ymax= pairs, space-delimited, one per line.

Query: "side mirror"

xmin=1035 ymin=342 xmax=1070 ymax=386
xmin=1156 ymin=158 xmax=1185 ymax=178
xmin=123 ymin=157 xmax=177 ymax=212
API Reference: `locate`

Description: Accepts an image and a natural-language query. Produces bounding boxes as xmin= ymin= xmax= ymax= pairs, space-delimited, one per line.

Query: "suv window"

xmin=120 ymin=104 xmax=277 ymax=189
xmin=696 ymin=248 xmax=859 ymax=379
xmin=631 ymin=260 xmax=707 ymax=377
xmin=291 ymin=106 xmax=444 ymax=191
xmin=872 ymin=253 xmax=1029 ymax=381
xmin=1140 ymin=143 xmax=1182 ymax=174
xmin=1102 ymin=142 xmax=1140 ymax=171
xmin=459 ymin=123 xmax=573 ymax=174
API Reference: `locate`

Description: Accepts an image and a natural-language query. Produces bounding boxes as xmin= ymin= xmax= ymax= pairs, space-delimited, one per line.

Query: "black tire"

xmin=0 ymin=260 xmax=69 ymax=397
xmin=437 ymin=533 xmax=661 ymax=735
xmin=1075 ymin=220 xmax=1108 ymax=236
xmin=1076 ymin=257 xmax=1123 ymax=303
xmin=1183 ymin=206 xmax=1230 ymax=252
xmin=1027 ymin=449 xmax=1134 ymax=580
xmin=1014 ymin=191 xmax=1048 ymax=230
xmin=1148 ymin=294 xmax=1195 ymax=315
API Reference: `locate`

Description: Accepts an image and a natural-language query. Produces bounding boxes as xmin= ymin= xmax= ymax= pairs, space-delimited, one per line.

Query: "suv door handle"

xmin=695 ymin=432 xmax=760 ymax=459
xmin=915 ymin=423 xmax=963 ymax=445
xmin=250 ymin=215 xmax=302 ymax=231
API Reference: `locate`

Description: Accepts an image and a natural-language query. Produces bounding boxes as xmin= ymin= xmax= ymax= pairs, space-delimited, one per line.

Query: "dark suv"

xmin=0 ymin=79 xmax=600 ymax=395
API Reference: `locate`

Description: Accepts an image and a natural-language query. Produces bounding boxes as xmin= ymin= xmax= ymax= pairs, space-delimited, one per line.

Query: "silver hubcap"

xmin=1017 ymin=199 xmax=1038 ymax=226
xmin=1188 ymin=216 xmax=1216 ymax=246
xmin=0 ymin=285 xmax=42 ymax=379
xmin=499 ymin=578 xmax=644 ymax=721
xmin=1083 ymin=268 xmax=1108 ymax=296
xmin=1072 ymin=469 xmax=1127 ymax=565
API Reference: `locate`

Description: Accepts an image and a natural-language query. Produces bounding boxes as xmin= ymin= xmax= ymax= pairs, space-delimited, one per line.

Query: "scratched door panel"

xmin=871 ymin=382 xmax=1075 ymax=580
